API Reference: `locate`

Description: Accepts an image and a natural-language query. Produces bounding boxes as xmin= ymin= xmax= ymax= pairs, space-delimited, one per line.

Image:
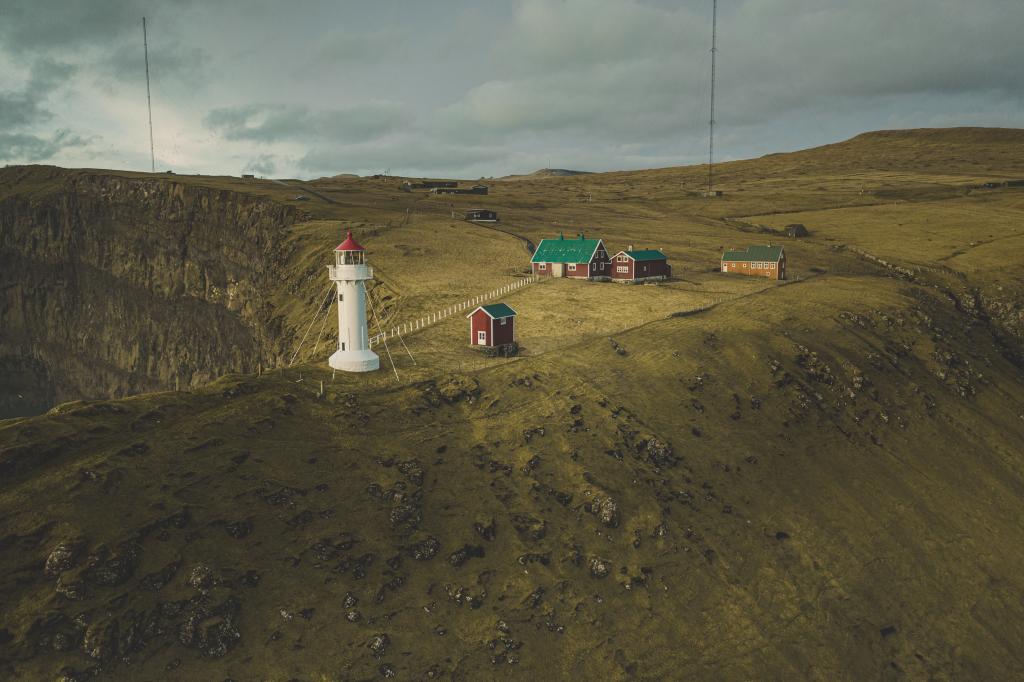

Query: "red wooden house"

xmin=467 ymin=303 xmax=517 ymax=347
xmin=610 ymin=247 xmax=671 ymax=283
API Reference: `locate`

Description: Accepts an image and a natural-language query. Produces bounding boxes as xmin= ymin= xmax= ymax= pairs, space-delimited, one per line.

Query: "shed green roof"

xmin=620 ymin=249 xmax=666 ymax=261
xmin=531 ymin=235 xmax=602 ymax=264
xmin=722 ymin=245 xmax=784 ymax=262
xmin=473 ymin=303 xmax=517 ymax=319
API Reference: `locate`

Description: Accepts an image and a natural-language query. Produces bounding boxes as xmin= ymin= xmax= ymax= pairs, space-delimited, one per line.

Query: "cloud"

xmin=203 ymin=102 xmax=413 ymax=144
xmin=311 ymin=27 xmax=410 ymax=64
xmin=296 ymin=136 xmax=499 ymax=177
xmin=0 ymin=130 xmax=91 ymax=162
xmin=0 ymin=58 xmax=77 ymax=128
xmin=0 ymin=0 xmax=142 ymax=53
xmin=243 ymin=154 xmax=277 ymax=176
xmin=0 ymin=1 xmax=1022 ymax=178
xmin=100 ymin=41 xmax=207 ymax=86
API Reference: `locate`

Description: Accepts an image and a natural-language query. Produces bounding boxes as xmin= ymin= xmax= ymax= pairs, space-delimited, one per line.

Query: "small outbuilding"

xmin=721 ymin=244 xmax=786 ymax=280
xmin=465 ymin=208 xmax=498 ymax=222
xmin=785 ymin=223 xmax=809 ymax=238
xmin=610 ymin=247 xmax=671 ymax=283
xmin=467 ymin=303 xmax=517 ymax=348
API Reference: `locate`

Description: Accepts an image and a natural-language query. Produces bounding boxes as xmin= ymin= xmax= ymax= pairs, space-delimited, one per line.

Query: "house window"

xmin=538 ymin=263 xmax=546 ymax=270
xmin=500 ymin=318 xmax=507 ymax=326
xmin=568 ymin=264 xmax=576 ymax=271
xmin=617 ymin=265 xmax=628 ymax=273
xmin=770 ymin=262 xmax=776 ymax=269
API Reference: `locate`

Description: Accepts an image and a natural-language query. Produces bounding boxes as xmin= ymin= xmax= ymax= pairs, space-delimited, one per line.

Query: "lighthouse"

xmin=327 ymin=231 xmax=379 ymax=372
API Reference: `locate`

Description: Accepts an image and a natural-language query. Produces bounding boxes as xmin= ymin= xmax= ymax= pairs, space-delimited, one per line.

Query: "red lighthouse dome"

xmin=335 ymin=231 xmax=364 ymax=251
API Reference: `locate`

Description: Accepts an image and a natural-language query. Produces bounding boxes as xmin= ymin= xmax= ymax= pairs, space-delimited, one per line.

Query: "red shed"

xmin=467 ymin=303 xmax=517 ymax=347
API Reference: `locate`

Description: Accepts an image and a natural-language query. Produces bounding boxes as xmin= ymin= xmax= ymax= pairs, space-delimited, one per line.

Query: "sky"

xmin=1 ymin=0 xmax=1022 ymax=179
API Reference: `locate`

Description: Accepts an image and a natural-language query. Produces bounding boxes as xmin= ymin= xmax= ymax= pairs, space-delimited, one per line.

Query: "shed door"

xmin=477 ymin=330 xmax=487 ymax=345
xmin=552 ymin=263 xmax=564 ymax=277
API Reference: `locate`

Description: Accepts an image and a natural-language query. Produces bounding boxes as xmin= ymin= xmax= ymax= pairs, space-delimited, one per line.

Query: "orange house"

xmin=721 ymin=244 xmax=786 ymax=280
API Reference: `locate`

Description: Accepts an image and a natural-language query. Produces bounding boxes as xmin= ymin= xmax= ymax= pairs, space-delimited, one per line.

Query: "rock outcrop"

xmin=0 ymin=166 xmax=307 ymax=417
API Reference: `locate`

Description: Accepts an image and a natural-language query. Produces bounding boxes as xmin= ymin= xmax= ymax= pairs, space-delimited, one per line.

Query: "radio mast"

xmin=707 ymin=0 xmax=717 ymax=196
xmin=143 ymin=17 xmax=155 ymax=173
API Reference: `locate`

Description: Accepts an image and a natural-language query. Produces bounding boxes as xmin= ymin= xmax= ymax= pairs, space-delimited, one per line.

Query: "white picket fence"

xmin=369 ymin=275 xmax=538 ymax=347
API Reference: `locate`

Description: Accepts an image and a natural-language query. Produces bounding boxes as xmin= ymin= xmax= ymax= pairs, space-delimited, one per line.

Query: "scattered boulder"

xmin=55 ymin=574 xmax=87 ymax=601
xmin=45 ymin=540 xmax=84 ymax=577
xmin=83 ymin=542 xmax=140 ymax=587
xmin=589 ymin=558 xmax=612 ymax=578
xmin=81 ymin=619 xmax=118 ymax=661
xmin=406 ymin=536 xmax=441 ymax=561
xmin=187 ymin=564 xmax=216 ymax=590
xmin=590 ymin=497 xmax=620 ymax=528
xmin=448 ymin=545 xmax=486 ymax=567
xmin=369 ymin=633 xmax=390 ymax=658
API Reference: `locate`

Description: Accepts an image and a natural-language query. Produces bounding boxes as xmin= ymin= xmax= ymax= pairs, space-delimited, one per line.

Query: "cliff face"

xmin=0 ymin=167 xmax=306 ymax=418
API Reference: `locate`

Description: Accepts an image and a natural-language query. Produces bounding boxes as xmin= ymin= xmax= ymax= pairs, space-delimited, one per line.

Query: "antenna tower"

xmin=143 ymin=17 xmax=155 ymax=173
xmin=707 ymin=0 xmax=717 ymax=196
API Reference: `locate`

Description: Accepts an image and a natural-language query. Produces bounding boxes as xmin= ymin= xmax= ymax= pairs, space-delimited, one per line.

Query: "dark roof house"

xmin=610 ymin=248 xmax=671 ymax=283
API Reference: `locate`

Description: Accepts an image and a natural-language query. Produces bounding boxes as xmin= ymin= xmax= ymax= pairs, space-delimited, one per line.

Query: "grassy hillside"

xmin=2 ymin=128 xmax=1024 ymax=679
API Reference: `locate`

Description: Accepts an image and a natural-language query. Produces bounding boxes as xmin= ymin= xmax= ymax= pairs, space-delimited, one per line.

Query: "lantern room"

xmin=335 ymin=231 xmax=365 ymax=266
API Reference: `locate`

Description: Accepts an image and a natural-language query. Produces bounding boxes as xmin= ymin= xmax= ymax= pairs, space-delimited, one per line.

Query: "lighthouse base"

xmin=328 ymin=348 xmax=380 ymax=373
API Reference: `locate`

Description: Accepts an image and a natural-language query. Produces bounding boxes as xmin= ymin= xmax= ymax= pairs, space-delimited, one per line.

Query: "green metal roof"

xmin=531 ymin=234 xmax=602 ymax=264
xmin=620 ymin=249 xmax=666 ymax=262
xmin=475 ymin=303 xmax=517 ymax=319
xmin=722 ymin=245 xmax=784 ymax=262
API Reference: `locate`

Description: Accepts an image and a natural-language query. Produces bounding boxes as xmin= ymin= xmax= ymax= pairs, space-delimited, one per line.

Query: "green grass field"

xmin=3 ymin=127 xmax=1024 ymax=680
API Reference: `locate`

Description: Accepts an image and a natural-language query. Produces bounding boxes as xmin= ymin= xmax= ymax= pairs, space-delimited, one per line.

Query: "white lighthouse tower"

xmin=327 ymin=231 xmax=379 ymax=372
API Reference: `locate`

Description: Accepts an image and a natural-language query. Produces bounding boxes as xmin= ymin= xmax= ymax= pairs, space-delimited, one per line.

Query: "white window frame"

xmin=616 ymin=265 xmax=629 ymax=273
xmin=500 ymin=318 xmax=507 ymax=326
xmin=538 ymin=262 xmax=546 ymax=270
xmin=568 ymin=263 xmax=577 ymax=271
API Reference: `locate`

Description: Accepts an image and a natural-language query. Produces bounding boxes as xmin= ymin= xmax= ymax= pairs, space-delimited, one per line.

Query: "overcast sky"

xmin=1 ymin=0 xmax=1022 ymax=179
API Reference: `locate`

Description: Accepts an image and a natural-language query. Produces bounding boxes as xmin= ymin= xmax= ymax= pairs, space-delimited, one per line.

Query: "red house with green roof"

xmin=610 ymin=247 xmax=671 ymax=283
xmin=721 ymin=244 xmax=786 ymax=280
xmin=467 ymin=303 xmax=517 ymax=347
xmin=530 ymin=233 xmax=611 ymax=280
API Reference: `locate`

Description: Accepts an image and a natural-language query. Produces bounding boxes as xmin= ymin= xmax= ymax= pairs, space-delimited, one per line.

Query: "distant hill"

xmin=500 ymin=168 xmax=592 ymax=181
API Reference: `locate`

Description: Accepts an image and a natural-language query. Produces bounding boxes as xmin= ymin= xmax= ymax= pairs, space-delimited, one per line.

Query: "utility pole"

xmin=143 ymin=17 xmax=155 ymax=173
xmin=707 ymin=0 xmax=717 ymax=197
